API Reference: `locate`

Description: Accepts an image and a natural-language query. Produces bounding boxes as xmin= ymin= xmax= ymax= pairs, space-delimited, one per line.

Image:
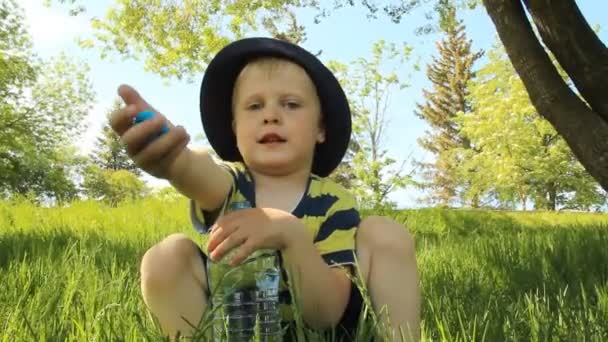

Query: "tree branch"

xmin=524 ymin=0 xmax=608 ymax=122
xmin=483 ymin=0 xmax=608 ymax=191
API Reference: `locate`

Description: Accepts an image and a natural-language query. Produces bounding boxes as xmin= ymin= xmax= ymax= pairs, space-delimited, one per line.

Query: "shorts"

xmin=197 ymin=248 xmax=364 ymax=341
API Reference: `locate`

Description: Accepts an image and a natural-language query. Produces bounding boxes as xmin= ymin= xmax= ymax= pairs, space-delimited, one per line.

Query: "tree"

xmin=1 ymin=52 xmax=94 ymax=201
xmin=82 ymin=164 xmax=149 ymax=206
xmin=64 ymin=0 xmax=316 ymax=82
xmin=454 ymin=44 xmax=606 ymax=211
xmin=323 ymin=0 xmax=608 ymax=192
xmin=1 ymin=1 xmax=95 ymax=201
xmin=261 ymin=7 xmax=307 ymax=45
xmin=90 ymin=99 xmax=141 ymax=176
xmin=0 ymin=0 xmax=36 ymax=104
xmin=152 ymin=186 xmax=185 ymax=203
xmin=481 ymin=0 xmax=608 ymax=192
xmin=1 ymin=0 xmax=38 ymax=197
xmin=323 ymin=0 xmax=608 ymax=190
xmin=415 ymin=7 xmax=482 ymax=207
xmin=328 ymin=41 xmax=413 ymax=210
xmin=324 ymin=0 xmax=608 ymax=193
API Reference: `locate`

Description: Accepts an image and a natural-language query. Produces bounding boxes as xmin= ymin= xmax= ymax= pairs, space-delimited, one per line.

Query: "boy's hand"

xmin=207 ymin=207 xmax=308 ymax=266
xmin=110 ymin=84 xmax=191 ymax=179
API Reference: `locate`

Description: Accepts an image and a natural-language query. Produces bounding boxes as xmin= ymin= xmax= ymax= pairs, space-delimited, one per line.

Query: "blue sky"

xmin=20 ymin=0 xmax=607 ymax=208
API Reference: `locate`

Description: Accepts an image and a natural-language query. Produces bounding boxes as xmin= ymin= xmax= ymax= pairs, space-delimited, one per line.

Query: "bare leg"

xmin=140 ymin=233 xmax=208 ymax=339
xmin=355 ymin=216 xmax=421 ymax=341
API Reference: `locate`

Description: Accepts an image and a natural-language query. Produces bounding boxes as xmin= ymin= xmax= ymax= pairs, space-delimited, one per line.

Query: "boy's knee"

xmin=140 ymin=233 xmax=201 ymax=292
xmin=358 ymin=215 xmax=415 ymax=254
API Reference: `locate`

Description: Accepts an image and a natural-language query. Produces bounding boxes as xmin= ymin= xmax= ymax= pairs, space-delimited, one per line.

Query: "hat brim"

xmin=199 ymin=37 xmax=351 ymax=177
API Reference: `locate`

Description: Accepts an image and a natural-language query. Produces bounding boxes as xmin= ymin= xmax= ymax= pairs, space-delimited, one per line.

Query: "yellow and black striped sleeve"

xmin=308 ymin=179 xmax=361 ymax=268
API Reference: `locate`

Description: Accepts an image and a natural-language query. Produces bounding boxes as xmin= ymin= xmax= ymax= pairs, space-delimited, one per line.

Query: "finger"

xmin=133 ymin=126 xmax=189 ymax=169
xmin=208 ymin=209 xmax=252 ymax=250
xmin=121 ymin=114 xmax=170 ymax=157
xmin=213 ymin=207 xmax=250 ymax=228
xmin=153 ymin=128 xmax=190 ymax=172
xmin=165 ymin=120 xmax=177 ymax=129
xmin=210 ymin=228 xmax=247 ymax=262
xmin=208 ymin=224 xmax=233 ymax=252
xmin=208 ymin=209 xmax=254 ymax=253
xmin=117 ymin=84 xmax=153 ymax=109
xmin=230 ymin=240 xmax=256 ymax=266
xmin=109 ymin=104 xmax=138 ymax=136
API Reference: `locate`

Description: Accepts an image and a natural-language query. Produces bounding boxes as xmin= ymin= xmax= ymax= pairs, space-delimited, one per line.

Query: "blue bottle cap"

xmin=134 ymin=110 xmax=169 ymax=137
xmin=134 ymin=110 xmax=155 ymax=124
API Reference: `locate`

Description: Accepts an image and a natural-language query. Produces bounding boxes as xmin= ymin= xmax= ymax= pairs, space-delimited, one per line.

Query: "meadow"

xmin=1 ymin=197 xmax=607 ymax=341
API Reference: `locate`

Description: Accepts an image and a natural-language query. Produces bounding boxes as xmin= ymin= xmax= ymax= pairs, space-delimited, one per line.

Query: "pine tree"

xmin=90 ymin=99 xmax=141 ymax=176
xmin=415 ymin=8 xmax=483 ymax=207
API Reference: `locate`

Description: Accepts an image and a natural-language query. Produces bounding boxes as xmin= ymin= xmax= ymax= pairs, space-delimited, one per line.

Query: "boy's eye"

xmin=284 ymin=101 xmax=300 ymax=109
xmin=247 ymin=103 xmax=262 ymax=111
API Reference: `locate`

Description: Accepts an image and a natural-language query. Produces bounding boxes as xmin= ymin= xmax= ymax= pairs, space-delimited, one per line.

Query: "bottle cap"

xmin=134 ymin=110 xmax=169 ymax=136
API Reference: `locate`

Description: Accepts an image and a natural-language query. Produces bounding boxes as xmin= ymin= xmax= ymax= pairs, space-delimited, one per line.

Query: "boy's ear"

xmin=316 ymin=122 xmax=326 ymax=144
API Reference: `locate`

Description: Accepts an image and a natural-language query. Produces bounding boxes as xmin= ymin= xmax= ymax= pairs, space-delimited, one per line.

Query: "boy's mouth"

xmin=259 ymin=133 xmax=287 ymax=144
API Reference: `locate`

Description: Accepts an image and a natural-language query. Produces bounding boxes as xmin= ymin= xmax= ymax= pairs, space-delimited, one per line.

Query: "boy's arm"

xmin=169 ymin=147 xmax=233 ymax=211
xmin=278 ymin=185 xmax=360 ymax=329
xmin=280 ymin=224 xmax=352 ymax=329
xmin=112 ymin=84 xmax=232 ymax=211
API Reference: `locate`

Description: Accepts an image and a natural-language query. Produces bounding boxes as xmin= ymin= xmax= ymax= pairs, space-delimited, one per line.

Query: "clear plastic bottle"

xmin=206 ymin=201 xmax=282 ymax=342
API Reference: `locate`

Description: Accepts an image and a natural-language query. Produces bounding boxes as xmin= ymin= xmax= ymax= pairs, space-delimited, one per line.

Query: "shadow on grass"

xmin=369 ymin=208 xmax=523 ymax=249
xmin=0 ymin=229 xmax=146 ymax=272
xmin=479 ymin=226 xmax=608 ymax=299
xmin=0 ymin=231 xmax=385 ymax=341
xmin=0 ymin=229 xmax=171 ymax=341
xmin=420 ymin=224 xmax=608 ymax=341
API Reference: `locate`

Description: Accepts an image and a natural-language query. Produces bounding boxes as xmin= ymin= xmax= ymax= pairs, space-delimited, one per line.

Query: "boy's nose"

xmin=263 ymin=117 xmax=280 ymax=124
xmin=262 ymin=106 xmax=281 ymax=124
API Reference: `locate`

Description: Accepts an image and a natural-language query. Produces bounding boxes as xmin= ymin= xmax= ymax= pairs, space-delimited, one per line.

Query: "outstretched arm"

xmin=112 ymin=84 xmax=232 ymax=211
xmin=168 ymin=147 xmax=233 ymax=211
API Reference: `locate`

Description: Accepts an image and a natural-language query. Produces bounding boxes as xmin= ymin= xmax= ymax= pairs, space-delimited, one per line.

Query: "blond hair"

xmin=232 ymin=57 xmax=295 ymax=109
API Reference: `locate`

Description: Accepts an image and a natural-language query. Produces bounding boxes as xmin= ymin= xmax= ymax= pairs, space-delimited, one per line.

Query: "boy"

xmin=110 ymin=37 xmax=420 ymax=341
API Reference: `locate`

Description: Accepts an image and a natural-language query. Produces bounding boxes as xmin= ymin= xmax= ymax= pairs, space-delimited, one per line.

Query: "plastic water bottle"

xmin=206 ymin=201 xmax=282 ymax=341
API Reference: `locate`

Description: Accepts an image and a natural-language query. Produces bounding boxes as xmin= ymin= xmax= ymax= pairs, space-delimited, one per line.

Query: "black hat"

xmin=199 ymin=37 xmax=351 ymax=177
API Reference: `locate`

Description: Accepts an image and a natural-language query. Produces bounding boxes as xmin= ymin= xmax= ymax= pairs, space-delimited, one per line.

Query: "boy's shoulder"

xmin=308 ymin=173 xmax=358 ymax=208
xmin=216 ymin=159 xmax=248 ymax=175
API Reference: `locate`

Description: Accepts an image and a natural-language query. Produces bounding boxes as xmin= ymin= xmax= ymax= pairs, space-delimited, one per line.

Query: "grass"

xmin=1 ymin=197 xmax=607 ymax=341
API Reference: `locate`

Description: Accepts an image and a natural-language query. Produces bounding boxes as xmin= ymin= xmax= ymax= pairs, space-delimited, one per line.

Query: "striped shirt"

xmin=190 ymin=161 xmax=360 ymax=321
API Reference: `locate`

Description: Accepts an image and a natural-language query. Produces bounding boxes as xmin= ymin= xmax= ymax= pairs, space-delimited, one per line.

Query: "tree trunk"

xmin=470 ymin=191 xmax=479 ymax=208
xmin=523 ymin=0 xmax=608 ymax=121
xmin=483 ymin=0 xmax=608 ymax=192
xmin=548 ymin=184 xmax=557 ymax=211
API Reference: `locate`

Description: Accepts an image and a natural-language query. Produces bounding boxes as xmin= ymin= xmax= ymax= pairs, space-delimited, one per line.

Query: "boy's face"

xmin=231 ymin=59 xmax=325 ymax=175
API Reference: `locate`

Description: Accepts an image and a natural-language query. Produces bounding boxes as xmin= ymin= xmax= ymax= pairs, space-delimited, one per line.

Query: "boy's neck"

xmin=249 ymin=166 xmax=310 ymax=192
xmin=249 ymin=167 xmax=311 ymax=212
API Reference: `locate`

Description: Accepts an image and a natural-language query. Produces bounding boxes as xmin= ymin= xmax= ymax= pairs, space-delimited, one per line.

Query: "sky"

xmin=18 ymin=0 xmax=607 ymax=208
